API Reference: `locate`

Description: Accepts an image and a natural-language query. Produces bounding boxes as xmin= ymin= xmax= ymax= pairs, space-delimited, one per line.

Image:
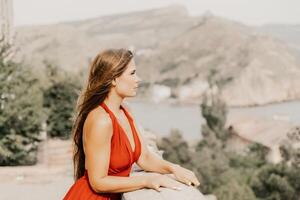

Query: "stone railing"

xmin=121 ymin=126 xmax=209 ymax=200
xmin=122 ymin=171 xmax=207 ymax=200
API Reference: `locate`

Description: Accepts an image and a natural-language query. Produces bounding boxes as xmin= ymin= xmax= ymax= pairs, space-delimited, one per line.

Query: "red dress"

xmin=63 ymin=102 xmax=142 ymax=200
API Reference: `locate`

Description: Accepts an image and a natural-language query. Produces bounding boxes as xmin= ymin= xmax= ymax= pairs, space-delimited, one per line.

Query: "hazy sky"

xmin=13 ymin=0 xmax=300 ymax=27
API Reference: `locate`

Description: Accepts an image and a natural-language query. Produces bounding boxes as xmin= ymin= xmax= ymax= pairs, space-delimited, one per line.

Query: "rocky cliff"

xmin=14 ymin=5 xmax=300 ymax=106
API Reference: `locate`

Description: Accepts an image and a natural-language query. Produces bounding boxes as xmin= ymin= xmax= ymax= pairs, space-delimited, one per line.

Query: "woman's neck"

xmin=103 ymin=95 xmax=124 ymax=116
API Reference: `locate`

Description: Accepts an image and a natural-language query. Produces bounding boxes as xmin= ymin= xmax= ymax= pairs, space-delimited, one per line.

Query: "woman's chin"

xmin=124 ymin=92 xmax=137 ymax=98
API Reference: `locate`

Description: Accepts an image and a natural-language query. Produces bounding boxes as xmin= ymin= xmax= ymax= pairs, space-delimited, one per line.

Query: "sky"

xmin=13 ymin=0 xmax=300 ymax=27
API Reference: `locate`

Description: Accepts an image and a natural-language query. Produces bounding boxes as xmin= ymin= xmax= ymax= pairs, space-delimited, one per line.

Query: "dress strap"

xmin=100 ymin=101 xmax=116 ymax=122
xmin=100 ymin=101 xmax=138 ymax=155
xmin=101 ymin=101 xmax=132 ymax=121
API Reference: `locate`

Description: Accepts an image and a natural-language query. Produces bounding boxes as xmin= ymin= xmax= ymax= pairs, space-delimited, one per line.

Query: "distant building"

xmin=0 ymin=0 xmax=14 ymax=44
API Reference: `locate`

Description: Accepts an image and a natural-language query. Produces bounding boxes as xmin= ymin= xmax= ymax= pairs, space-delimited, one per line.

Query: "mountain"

xmin=14 ymin=5 xmax=300 ymax=106
xmin=137 ymin=15 xmax=300 ymax=106
xmin=14 ymin=5 xmax=195 ymax=72
xmin=258 ymin=24 xmax=300 ymax=61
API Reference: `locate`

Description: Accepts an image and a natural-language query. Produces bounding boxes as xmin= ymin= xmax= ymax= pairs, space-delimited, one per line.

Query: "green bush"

xmin=0 ymin=41 xmax=45 ymax=165
xmin=158 ymin=87 xmax=300 ymax=200
xmin=250 ymin=164 xmax=300 ymax=200
xmin=42 ymin=64 xmax=79 ymax=139
xmin=215 ymin=179 xmax=257 ymax=200
xmin=43 ymin=80 xmax=78 ymax=139
xmin=157 ymin=129 xmax=193 ymax=169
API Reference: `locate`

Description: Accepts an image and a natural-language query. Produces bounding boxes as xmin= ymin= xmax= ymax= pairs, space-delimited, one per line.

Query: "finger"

xmin=185 ymin=176 xmax=194 ymax=186
xmin=182 ymin=178 xmax=192 ymax=186
xmin=161 ymin=180 xmax=182 ymax=190
xmin=172 ymin=186 xmax=182 ymax=191
xmin=190 ymin=176 xmax=200 ymax=186
xmin=184 ymin=180 xmax=192 ymax=186
xmin=184 ymin=173 xmax=200 ymax=187
xmin=154 ymin=185 xmax=161 ymax=192
xmin=191 ymin=180 xmax=200 ymax=187
xmin=165 ymin=183 xmax=182 ymax=191
xmin=175 ymin=176 xmax=190 ymax=186
xmin=187 ymin=178 xmax=199 ymax=187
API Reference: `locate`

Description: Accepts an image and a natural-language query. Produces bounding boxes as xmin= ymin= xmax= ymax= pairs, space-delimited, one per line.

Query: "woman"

xmin=63 ymin=49 xmax=200 ymax=200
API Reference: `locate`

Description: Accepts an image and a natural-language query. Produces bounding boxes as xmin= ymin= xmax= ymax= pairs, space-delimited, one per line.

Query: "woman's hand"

xmin=170 ymin=164 xmax=200 ymax=187
xmin=144 ymin=173 xmax=183 ymax=192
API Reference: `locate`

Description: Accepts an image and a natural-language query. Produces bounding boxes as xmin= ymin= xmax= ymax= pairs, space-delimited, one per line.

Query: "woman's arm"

xmin=83 ymin=108 xmax=148 ymax=193
xmin=121 ymin=104 xmax=174 ymax=174
xmin=133 ymin=120 xmax=200 ymax=187
xmin=135 ymin=129 xmax=176 ymax=174
xmin=83 ymin=108 xmax=181 ymax=193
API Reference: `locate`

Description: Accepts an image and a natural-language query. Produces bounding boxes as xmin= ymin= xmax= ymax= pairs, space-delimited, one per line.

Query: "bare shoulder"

xmin=84 ymin=106 xmax=113 ymax=141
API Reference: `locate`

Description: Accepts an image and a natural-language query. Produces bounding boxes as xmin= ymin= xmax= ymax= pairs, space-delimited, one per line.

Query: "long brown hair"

xmin=72 ymin=48 xmax=133 ymax=180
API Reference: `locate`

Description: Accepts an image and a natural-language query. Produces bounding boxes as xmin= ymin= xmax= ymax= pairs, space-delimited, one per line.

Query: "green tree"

xmin=229 ymin=143 xmax=268 ymax=169
xmin=250 ymin=164 xmax=299 ymax=200
xmin=157 ymin=129 xmax=193 ymax=169
xmin=280 ymin=128 xmax=300 ymax=168
xmin=156 ymin=72 xmax=300 ymax=200
xmin=42 ymin=64 xmax=80 ymax=139
xmin=201 ymin=93 xmax=229 ymax=141
xmin=0 ymin=40 xmax=45 ymax=165
xmin=215 ymin=179 xmax=256 ymax=200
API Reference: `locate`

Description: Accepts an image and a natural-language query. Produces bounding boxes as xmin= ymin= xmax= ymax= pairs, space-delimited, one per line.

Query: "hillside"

xmin=14 ymin=5 xmax=300 ymax=106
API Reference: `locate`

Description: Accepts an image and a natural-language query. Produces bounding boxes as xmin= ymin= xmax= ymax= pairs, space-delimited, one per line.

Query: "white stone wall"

xmin=0 ymin=0 xmax=14 ymax=43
